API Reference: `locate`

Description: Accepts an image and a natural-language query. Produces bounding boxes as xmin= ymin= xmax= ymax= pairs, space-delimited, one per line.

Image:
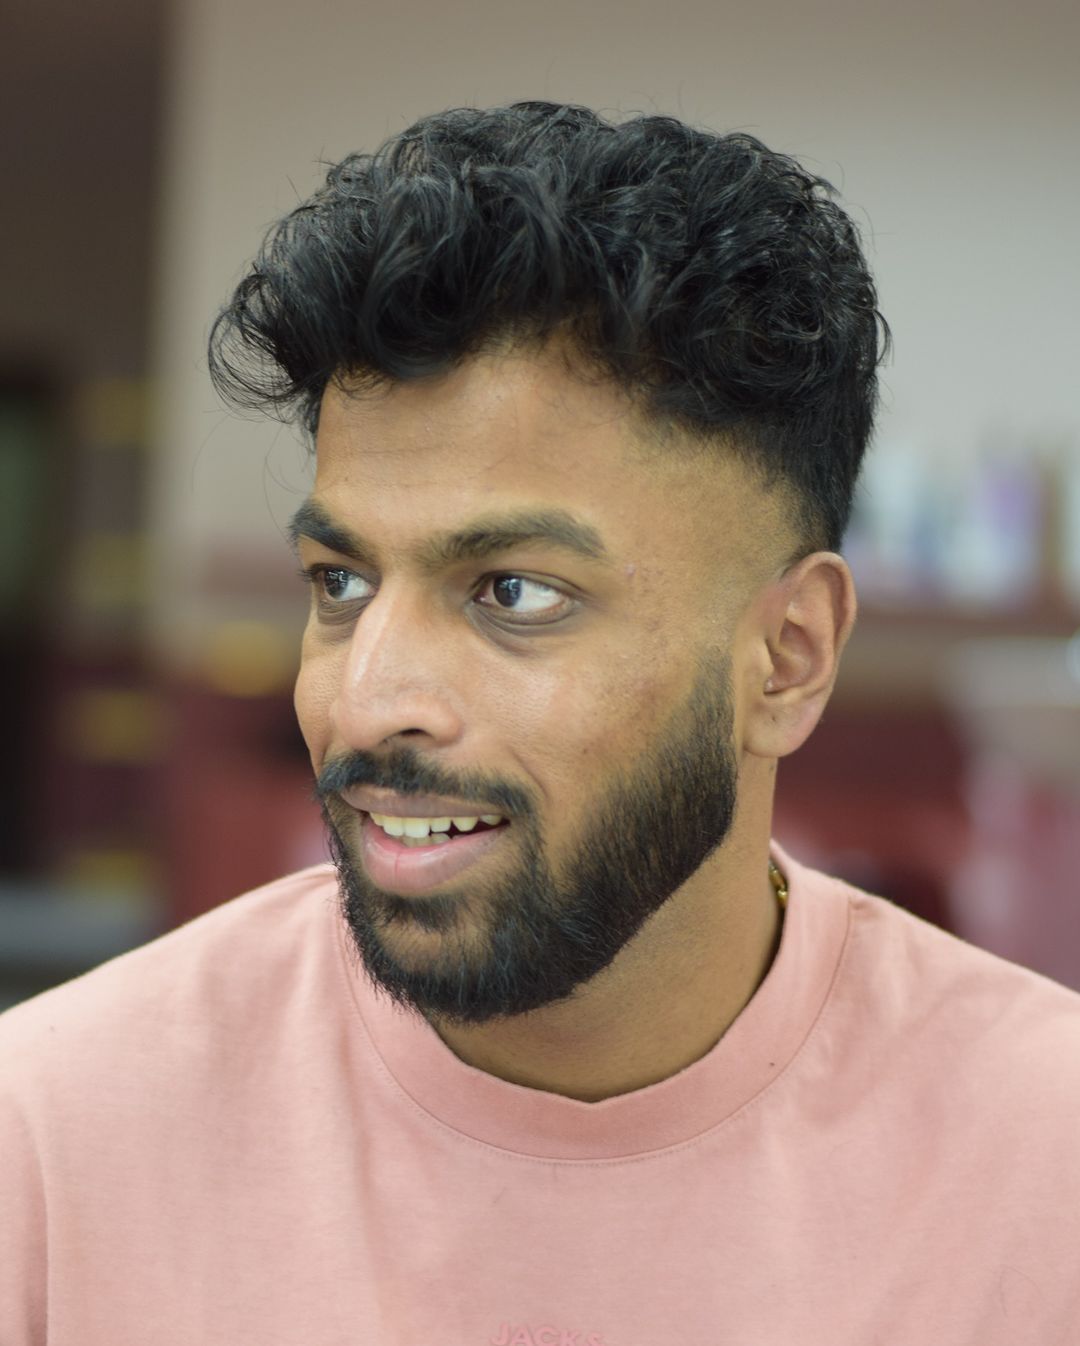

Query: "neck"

xmin=431 ymin=830 xmax=783 ymax=1103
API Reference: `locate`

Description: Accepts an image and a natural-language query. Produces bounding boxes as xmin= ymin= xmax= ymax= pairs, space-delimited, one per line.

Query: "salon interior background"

xmin=1 ymin=0 xmax=1078 ymax=1008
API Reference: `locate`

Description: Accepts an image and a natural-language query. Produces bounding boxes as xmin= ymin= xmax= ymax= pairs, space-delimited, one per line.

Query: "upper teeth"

xmin=370 ymin=813 xmax=505 ymax=838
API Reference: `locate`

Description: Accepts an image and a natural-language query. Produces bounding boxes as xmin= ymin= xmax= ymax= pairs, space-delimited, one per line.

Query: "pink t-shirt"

xmin=2 ymin=845 xmax=1079 ymax=1344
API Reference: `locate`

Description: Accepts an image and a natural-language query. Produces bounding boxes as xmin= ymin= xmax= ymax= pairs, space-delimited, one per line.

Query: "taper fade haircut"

xmin=209 ymin=102 xmax=889 ymax=549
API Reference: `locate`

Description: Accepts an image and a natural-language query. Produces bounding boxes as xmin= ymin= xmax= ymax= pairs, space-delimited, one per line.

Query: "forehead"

xmin=317 ymin=349 xmax=645 ymax=480
xmin=311 ymin=350 xmax=783 ymax=575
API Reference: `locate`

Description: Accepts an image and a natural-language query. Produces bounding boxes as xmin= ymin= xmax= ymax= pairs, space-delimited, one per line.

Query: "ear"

xmin=742 ymin=552 xmax=857 ymax=760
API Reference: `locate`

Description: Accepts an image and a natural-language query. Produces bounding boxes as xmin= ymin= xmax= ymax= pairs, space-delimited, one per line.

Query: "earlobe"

xmin=745 ymin=552 xmax=856 ymax=760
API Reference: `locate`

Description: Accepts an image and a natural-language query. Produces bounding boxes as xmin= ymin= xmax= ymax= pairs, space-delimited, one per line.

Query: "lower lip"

xmin=356 ymin=814 xmax=509 ymax=895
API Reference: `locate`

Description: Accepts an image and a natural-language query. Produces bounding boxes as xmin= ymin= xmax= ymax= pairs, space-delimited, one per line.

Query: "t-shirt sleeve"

xmin=0 ymin=1073 xmax=48 ymax=1344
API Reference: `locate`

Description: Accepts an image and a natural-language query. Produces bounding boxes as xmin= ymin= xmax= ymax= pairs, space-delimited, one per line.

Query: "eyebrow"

xmin=287 ymin=498 xmax=611 ymax=571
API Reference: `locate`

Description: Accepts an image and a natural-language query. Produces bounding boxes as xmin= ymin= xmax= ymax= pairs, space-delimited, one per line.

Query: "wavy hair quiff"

xmin=209 ymin=102 xmax=889 ymax=549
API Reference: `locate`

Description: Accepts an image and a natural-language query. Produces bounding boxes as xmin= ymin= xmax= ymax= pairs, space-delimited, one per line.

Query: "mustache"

xmin=313 ymin=746 xmax=533 ymax=818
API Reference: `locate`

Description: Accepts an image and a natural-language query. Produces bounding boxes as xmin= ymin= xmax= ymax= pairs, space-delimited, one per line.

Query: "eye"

xmin=475 ymin=574 xmax=572 ymax=624
xmin=298 ymin=564 xmax=375 ymax=609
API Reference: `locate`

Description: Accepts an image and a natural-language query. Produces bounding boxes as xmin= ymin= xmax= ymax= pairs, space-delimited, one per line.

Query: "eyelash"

xmin=295 ymin=564 xmax=574 ymax=627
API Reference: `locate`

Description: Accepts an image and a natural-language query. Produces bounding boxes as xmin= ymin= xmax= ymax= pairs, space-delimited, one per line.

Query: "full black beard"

xmin=316 ymin=658 xmax=739 ymax=1025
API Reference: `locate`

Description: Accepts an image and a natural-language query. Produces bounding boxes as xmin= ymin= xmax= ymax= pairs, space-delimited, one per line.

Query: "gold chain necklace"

xmin=768 ymin=859 xmax=789 ymax=909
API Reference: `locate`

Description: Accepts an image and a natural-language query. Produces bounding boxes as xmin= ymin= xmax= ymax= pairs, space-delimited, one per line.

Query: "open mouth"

xmin=352 ymin=807 xmax=512 ymax=896
xmin=366 ymin=812 xmax=509 ymax=848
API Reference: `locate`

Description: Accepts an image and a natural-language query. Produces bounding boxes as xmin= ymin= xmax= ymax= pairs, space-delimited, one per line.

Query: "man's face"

xmin=293 ymin=348 xmax=781 ymax=1023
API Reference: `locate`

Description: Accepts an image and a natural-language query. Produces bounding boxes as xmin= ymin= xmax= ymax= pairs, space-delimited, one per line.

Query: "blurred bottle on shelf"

xmin=847 ymin=428 xmax=1077 ymax=617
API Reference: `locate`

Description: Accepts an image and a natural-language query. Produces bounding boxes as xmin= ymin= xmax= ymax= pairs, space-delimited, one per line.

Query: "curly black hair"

xmin=209 ymin=101 xmax=889 ymax=549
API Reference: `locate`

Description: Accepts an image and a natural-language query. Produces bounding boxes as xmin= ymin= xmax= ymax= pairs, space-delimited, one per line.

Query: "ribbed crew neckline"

xmin=335 ymin=842 xmax=851 ymax=1160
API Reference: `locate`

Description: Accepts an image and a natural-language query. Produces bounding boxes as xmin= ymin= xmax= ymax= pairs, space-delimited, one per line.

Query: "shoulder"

xmin=804 ymin=861 xmax=1080 ymax=1107
xmin=0 ymin=863 xmax=343 ymax=1333
xmin=0 ymin=864 xmax=340 ymax=1096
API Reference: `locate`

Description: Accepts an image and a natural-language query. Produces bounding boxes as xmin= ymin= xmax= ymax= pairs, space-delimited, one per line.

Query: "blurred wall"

xmin=1 ymin=0 xmax=164 ymax=381
xmin=148 ymin=0 xmax=1080 ymax=672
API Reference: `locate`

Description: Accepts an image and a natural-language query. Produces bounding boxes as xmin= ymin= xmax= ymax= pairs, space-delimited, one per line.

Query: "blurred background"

xmin=2 ymin=0 xmax=1078 ymax=1009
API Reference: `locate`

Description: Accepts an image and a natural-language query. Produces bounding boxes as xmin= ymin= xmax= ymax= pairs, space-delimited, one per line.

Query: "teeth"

xmin=369 ymin=811 xmax=504 ymax=839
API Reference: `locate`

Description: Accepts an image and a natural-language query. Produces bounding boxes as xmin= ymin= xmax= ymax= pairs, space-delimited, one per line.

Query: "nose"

xmin=328 ymin=585 xmax=465 ymax=752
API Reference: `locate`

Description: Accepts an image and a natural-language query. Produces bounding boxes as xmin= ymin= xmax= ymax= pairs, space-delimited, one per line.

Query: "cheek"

xmin=500 ymin=645 xmax=686 ymax=794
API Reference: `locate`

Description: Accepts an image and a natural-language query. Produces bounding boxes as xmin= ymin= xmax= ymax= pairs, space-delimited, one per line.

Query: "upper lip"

xmin=339 ymin=786 xmax=508 ymax=819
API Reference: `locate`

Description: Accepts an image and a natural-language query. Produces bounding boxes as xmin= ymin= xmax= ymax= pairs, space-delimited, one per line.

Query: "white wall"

xmin=148 ymin=0 xmax=1080 ymax=669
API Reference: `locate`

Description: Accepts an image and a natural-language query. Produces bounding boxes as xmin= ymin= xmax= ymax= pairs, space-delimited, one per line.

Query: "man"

xmin=2 ymin=103 xmax=1078 ymax=1344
